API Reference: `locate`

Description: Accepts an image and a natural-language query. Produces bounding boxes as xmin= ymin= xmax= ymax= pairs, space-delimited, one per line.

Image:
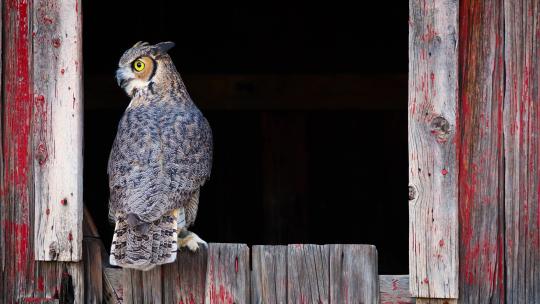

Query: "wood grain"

xmin=251 ymin=245 xmax=287 ymax=303
xmin=205 ymin=243 xmax=250 ymax=304
xmin=502 ymin=0 xmax=540 ymax=302
xmin=329 ymin=244 xmax=379 ymax=304
xmin=83 ymin=238 xmax=103 ymax=304
xmin=32 ymin=0 xmax=84 ymax=262
xmin=458 ymin=0 xmax=506 ymax=303
xmin=379 ymin=275 xmax=415 ymax=304
xmin=0 ymin=1 xmax=84 ymax=302
xmin=162 ymin=247 xmax=208 ymax=303
xmin=287 ymin=244 xmax=329 ymax=303
xmin=409 ymin=0 xmax=459 ymax=298
xmin=103 ymin=267 xmax=123 ymax=304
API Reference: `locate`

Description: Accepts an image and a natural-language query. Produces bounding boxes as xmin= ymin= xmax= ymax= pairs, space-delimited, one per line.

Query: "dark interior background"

xmin=83 ymin=2 xmax=408 ymax=274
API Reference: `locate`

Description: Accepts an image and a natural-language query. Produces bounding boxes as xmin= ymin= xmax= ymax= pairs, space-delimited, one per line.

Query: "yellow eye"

xmin=133 ymin=59 xmax=145 ymax=72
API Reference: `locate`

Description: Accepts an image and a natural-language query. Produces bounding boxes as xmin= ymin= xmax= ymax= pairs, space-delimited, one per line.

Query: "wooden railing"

xmin=98 ymin=244 xmax=413 ymax=304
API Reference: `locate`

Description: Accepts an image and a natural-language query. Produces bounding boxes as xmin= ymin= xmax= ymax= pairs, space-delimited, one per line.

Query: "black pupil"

xmin=136 ymin=62 xmax=142 ymax=69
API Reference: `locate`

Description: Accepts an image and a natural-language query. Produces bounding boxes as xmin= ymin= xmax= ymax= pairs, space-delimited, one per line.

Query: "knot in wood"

xmin=409 ymin=185 xmax=417 ymax=201
xmin=430 ymin=116 xmax=450 ymax=143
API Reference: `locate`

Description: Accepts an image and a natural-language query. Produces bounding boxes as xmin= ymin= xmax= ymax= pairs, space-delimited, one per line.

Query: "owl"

xmin=108 ymin=41 xmax=213 ymax=271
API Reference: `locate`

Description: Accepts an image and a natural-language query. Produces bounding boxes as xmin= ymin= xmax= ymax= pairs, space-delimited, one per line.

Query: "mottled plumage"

xmin=108 ymin=41 xmax=212 ymax=270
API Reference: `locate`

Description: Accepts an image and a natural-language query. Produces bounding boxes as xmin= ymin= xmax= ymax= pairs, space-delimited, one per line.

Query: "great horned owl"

xmin=108 ymin=41 xmax=212 ymax=271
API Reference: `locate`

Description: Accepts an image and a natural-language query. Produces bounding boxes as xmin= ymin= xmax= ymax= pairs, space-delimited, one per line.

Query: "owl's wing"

xmin=167 ymin=105 xmax=213 ymax=209
xmin=108 ymin=104 xmax=212 ymax=224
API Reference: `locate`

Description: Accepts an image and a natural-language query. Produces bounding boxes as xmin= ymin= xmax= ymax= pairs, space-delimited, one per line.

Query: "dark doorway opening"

xmin=83 ymin=2 xmax=408 ymax=274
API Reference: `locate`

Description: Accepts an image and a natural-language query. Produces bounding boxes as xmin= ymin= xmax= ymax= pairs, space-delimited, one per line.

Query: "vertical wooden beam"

xmin=329 ymin=244 xmax=379 ymax=303
xmin=409 ymin=0 xmax=459 ymax=298
xmin=458 ymin=0 xmax=506 ymax=303
xmin=205 ymin=243 xmax=250 ymax=304
xmin=503 ymin=0 xmax=540 ymax=302
xmin=162 ymin=247 xmax=208 ymax=304
xmin=32 ymin=0 xmax=83 ymax=262
xmin=1 ymin=1 xmax=84 ymax=302
xmin=287 ymin=244 xmax=329 ymax=303
xmin=251 ymin=245 xmax=287 ymax=303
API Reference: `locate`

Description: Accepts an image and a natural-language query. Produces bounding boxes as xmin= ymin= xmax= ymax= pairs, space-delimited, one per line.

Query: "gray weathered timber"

xmin=103 ymin=267 xmax=123 ymax=304
xmin=329 ymin=244 xmax=379 ymax=304
xmin=122 ymin=266 xmax=163 ymax=304
xmin=0 ymin=1 xmax=84 ymax=302
xmin=503 ymin=1 xmax=540 ymax=303
xmin=287 ymin=244 xmax=329 ymax=303
xmin=205 ymin=243 xmax=250 ymax=304
xmin=417 ymin=299 xmax=457 ymax=304
xmin=379 ymin=275 xmax=415 ymax=304
xmin=251 ymin=245 xmax=287 ymax=303
xmin=123 ymin=269 xmax=145 ymax=304
xmin=408 ymin=0 xmax=459 ymax=298
xmin=162 ymin=247 xmax=208 ymax=303
xmin=83 ymin=238 xmax=103 ymax=304
xmin=32 ymin=0 xmax=84 ymax=262
xmin=458 ymin=0 xmax=506 ymax=303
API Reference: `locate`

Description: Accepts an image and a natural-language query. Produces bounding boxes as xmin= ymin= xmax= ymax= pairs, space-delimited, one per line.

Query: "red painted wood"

xmin=458 ymin=0 xmax=506 ymax=302
xmin=0 ymin=1 xmax=84 ymax=302
xmin=503 ymin=0 xmax=540 ymax=302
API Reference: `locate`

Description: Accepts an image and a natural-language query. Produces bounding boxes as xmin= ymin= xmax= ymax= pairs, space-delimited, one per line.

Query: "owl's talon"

xmin=178 ymin=231 xmax=206 ymax=252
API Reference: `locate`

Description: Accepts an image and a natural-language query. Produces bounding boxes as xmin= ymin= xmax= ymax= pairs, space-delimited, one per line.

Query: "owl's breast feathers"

xmin=108 ymin=98 xmax=212 ymax=223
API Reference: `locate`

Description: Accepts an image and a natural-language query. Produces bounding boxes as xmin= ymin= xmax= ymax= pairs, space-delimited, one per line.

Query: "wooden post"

xmin=329 ymin=244 xmax=379 ymax=303
xmin=205 ymin=243 xmax=250 ymax=304
xmin=0 ymin=0 xmax=84 ymax=302
xmin=379 ymin=275 xmax=415 ymax=304
xmin=408 ymin=0 xmax=459 ymax=298
xmin=32 ymin=0 xmax=84 ymax=262
xmin=502 ymin=1 xmax=540 ymax=302
xmin=458 ymin=0 xmax=506 ymax=303
xmin=287 ymin=244 xmax=330 ymax=303
xmin=251 ymin=245 xmax=287 ymax=303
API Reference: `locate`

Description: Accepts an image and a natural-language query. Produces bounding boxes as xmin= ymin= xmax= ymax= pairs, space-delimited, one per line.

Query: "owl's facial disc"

xmin=116 ymin=56 xmax=156 ymax=97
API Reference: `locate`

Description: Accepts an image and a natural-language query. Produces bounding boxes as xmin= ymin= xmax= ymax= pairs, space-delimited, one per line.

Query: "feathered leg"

xmin=178 ymin=190 xmax=207 ymax=251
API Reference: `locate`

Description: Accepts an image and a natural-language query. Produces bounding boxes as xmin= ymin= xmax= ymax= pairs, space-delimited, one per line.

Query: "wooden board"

xmin=83 ymin=238 xmax=103 ymax=304
xmin=287 ymin=244 xmax=329 ymax=303
xmin=251 ymin=245 xmax=287 ymax=303
xmin=205 ymin=243 xmax=250 ymax=304
xmin=502 ymin=0 xmax=540 ymax=302
xmin=458 ymin=0 xmax=506 ymax=303
xmin=329 ymin=244 xmax=379 ymax=303
xmin=103 ymin=267 xmax=123 ymax=304
xmin=162 ymin=247 xmax=208 ymax=304
xmin=32 ymin=0 xmax=84 ymax=262
xmin=408 ymin=0 xmax=459 ymax=298
xmin=379 ymin=275 xmax=415 ymax=304
xmin=0 ymin=1 xmax=84 ymax=302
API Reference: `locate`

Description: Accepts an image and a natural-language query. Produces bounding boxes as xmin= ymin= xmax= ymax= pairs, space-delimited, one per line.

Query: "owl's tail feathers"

xmin=109 ymin=210 xmax=178 ymax=271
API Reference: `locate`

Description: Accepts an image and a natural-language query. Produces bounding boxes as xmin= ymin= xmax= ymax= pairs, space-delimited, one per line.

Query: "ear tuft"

xmin=155 ymin=41 xmax=175 ymax=53
xmin=133 ymin=41 xmax=149 ymax=48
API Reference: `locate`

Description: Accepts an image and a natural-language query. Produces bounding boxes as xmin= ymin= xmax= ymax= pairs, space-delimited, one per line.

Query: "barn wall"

xmin=0 ymin=0 xmax=84 ymax=302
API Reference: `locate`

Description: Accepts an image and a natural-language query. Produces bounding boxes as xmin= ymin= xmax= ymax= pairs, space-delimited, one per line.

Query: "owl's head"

xmin=116 ymin=41 xmax=177 ymax=97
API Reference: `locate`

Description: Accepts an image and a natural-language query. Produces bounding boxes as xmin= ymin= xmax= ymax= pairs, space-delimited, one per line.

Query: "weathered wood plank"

xmin=251 ymin=245 xmax=287 ymax=303
xmin=458 ymin=0 xmax=506 ymax=303
xmin=205 ymin=243 xmax=250 ymax=304
xmin=122 ymin=267 xmax=163 ymax=303
xmin=83 ymin=238 xmax=103 ymax=304
xmin=1 ymin=1 xmax=84 ymax=302
xmin=123 ymin=269 xmax=144 ymax=304
xmin=32 ymin=0 xmax=84 ymax=262
xmin=503 ymin=0 xmax=540 ymax=302
xmin=287 ymin=244 xmax=329 ymax=303
xmin=408 ymin=0 xmax=459 ymax=298
xmin=379 ymin=275 xmax=415 ymax=304
xmin=329 ymin=244 xmax=379 ymax=303
xmin=163 ymin=247 xmax=208 ymax=304
xmin=103 ymin=267 xmax=123 ymax=304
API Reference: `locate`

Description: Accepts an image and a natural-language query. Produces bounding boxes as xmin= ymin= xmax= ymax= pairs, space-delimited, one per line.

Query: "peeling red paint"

xmin=52 ymin=37 xmax=61 ymax=48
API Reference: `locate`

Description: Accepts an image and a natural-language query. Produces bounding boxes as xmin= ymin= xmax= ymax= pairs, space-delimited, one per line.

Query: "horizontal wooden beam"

xmin=85 ymin=73 xmax=406 ymax=110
